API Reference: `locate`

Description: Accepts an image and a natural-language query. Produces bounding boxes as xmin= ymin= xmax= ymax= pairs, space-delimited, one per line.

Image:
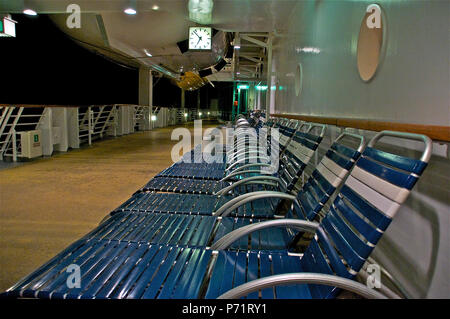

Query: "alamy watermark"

xmin=66 ymin=263 xmax=81 ymax=289
xmin=66 ymin=4 xmax=81 ymax=29
xmin=366 ymin=263 xmax=381 ymax=289
xmin=366 ymin=4 xmax=382 ymax=29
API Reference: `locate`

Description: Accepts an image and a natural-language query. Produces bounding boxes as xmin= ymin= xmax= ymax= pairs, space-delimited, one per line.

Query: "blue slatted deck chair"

xmin=153 ymin=117 xmax=280 ymax=181
xmin=146 ymin=117 xmax=281 ymax=182
xmin=211 ymin=131 xmax=366 ymax=250
xmin=2 ymin=131 xmax=431 ymax=299
xmin=226 ymin=116 xmax=281 ymax=156
xmin=204 ymin=130 xmax=432 ymax=299
xmin=81 ymin=131 xmax=365 ymax=252
xmin=122 ymin=123 xmax=326 ymax=211
xmin=139 ymin=120 xmax=307 ymax=195
xmin=226 ymin=118 xmax=299 ymax=170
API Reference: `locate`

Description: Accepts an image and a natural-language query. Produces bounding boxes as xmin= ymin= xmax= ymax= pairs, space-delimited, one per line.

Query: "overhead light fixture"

xmin=237 ymin=84 xmax=249 ymax=90
xmin=184 ymin=113 xmax=188 ymax=117
xmin=296 ymin=47 xmax=321 ymax=54
xmin=256 ymin=85 xmax=268 ymax=91
xmin=144 ymin=49 xmax=152 ymax=57
xmin=23 ymin=9 xmax=37 ymax=16
xmin=124 ymin=8 xmax=137 ymax=15
xmin=152 ymin=5 xmax=160 ymax=11
xmin=151 ymin=115 xmax=157 ymax=121
xmin=199 ymin=112 xmax=202 ymax=116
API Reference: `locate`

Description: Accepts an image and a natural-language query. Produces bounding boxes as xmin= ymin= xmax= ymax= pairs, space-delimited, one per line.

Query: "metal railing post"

xmin=12 ymin=129 xmax=17 ymax=162
xmin=88 ymin=107 xmax=93 ymax=146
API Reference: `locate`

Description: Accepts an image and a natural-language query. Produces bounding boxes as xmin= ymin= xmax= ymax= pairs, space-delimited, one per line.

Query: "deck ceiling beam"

xmin=240 ymin=54 xmax=264 ymax=64
xmin=240 ymin=35 xmax=268 ymax=48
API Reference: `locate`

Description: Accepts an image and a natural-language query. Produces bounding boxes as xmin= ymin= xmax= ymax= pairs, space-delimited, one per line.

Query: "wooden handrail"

xmin=271 ymin=113 xmax=450 ymax=142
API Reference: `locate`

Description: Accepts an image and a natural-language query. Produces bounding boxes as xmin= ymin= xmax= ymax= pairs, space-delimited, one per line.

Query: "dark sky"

xmin=0 ymin=14 xmax=233 ymax=112
xmin=0 ymin=14 xmax=139 ymax=105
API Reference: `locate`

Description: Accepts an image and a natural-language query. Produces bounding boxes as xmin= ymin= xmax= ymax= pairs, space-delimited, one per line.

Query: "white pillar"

xmin=37 ymin=108 xmax=53 ymax=156
xmin=139 ymin=67 xmax=153 ymax=130
xmin=265 ymin=34 xmax=273 ymax=117
xmin=67 ymin=107 xmax=80 ymax=149
xmin=52 ymin=107 xmax=69 ymax=152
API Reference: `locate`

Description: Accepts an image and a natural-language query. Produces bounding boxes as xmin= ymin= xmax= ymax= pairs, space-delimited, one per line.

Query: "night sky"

xmin=0 ymin=14 xmax=139 ymax=105
xmin=0 ymin=14 xmax=233 ymax=113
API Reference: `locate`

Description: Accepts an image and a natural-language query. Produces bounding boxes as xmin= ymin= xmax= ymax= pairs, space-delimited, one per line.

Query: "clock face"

xmin=189 ymin=27 xmax=212 ymax=50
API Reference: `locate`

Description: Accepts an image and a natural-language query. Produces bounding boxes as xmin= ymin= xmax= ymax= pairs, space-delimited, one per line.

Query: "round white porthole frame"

xmin=356 ymin=3 xmax=388 ymax=83
xmin=295 ymin=63 xmax=303 ymax=97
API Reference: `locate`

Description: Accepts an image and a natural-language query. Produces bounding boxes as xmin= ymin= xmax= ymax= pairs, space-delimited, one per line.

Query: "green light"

xmin=279 ymin=86 xmax=284 ymax=91
xmin=0 ymin=20 xmax=3 ymax=33
xmin=256 ymin=85 xmax=267 ymax=91
xmin=237 ymin=85 xmax=249 ymax=90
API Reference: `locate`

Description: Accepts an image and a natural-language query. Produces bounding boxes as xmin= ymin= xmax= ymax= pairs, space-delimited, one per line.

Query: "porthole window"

xmin=295 ymin=63 xmax=302 ymax=96
xmin=357 ymin=4 xmax=384 ymax=81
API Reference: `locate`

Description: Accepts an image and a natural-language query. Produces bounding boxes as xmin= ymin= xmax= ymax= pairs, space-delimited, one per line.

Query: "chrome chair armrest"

xmin=214 ymin=176 xmax=280 ymax=196
xmin=217 ymin=273 xmax=389 ymax=299
xmin=211 ymin=219 xmax=319 ymax=250
xmin=221 ymin=169 xmax=273 ymax=182
xmin=225 ymin=163 xmax=274 ymax=176
xmin=213 ymin=191 xmax=297 ymax=216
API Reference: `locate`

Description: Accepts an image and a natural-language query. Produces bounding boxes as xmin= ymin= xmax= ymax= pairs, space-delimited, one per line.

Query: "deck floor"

xmin=0 ymin=122 xmax=220 ymax=292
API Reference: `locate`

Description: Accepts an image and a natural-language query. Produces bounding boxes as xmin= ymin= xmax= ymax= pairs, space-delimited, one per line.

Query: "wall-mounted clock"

xmin=189 ymin=27 xmax=212 ymax=50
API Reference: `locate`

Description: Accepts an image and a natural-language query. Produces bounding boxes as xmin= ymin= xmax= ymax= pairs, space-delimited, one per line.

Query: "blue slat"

xmin=340 ymin=185 xmax=392 ymax=231
xmin=157 ymin=248 xmax=192 ymax=298
xmin=271 ymin=254 xmax=298 ymax=299
xmin=233 ymin=252 xmax=247 ymax=299
xmin=363 ymin=147 xmax=427 ymax=175
xmin=325 ymin=149 xmax=354 ymax=170
xmin=205 ymin=252 xmax=227 ymax=298
xmin=82 ymin=243 xmax=147 ymax=298
xmin=126 ymin=245 xmax=172 ymax=298
xmin=357 ymin=157 xmax=418 ymax=189
xmin=110 ymin=244 xmax=159 ymax=298
xmin=334 ymin=197 xmax=383 ymax=245
xmin=259 ymin=253 xmax=274 ymax=299
xmin=321 ymin=217 xmax=366 ymax=271
xmin=331 ymin=143 xmax=359 ymax=160
xmin=246 ymin=253 xmax=259 ymax=299
xmin=327 ymin=208 xmax=373 ymax=259
xmin=141 ymin=247 xmax=181 ymax=299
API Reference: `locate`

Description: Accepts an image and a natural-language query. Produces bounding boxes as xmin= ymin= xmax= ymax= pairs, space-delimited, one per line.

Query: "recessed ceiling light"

xmin=23 ymin=9 xmax=37 ymax=16
xmin=152 ymin=5 xmax=160 ymax=11
xmin=124 ymin=8 xmax=137 ymax=15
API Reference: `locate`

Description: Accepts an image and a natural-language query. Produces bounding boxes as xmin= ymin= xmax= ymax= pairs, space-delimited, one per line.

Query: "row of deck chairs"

xmin=1 ymin=114 xmax=432 ymax=299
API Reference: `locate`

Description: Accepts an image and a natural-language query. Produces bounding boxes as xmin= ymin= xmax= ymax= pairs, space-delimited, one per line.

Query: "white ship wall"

xmin=271 ymin=0 xmax=450 ymax=298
